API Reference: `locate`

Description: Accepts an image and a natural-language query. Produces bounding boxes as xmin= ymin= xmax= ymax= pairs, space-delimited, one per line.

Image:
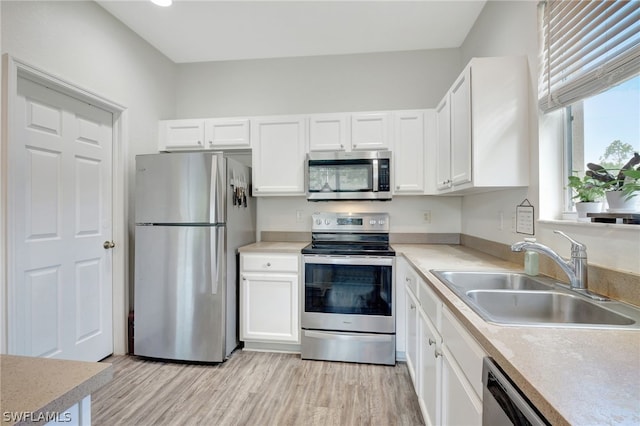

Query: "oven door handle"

xmin=303 ymin=255 xmax=393 ymax=267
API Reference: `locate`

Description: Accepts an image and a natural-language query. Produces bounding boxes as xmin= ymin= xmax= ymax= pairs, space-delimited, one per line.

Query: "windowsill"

xmin=539 ymin=218 xmax=640 ymax=231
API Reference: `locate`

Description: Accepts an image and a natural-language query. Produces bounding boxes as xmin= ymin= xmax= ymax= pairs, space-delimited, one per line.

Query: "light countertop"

xmin=0 ymin=355 xmax=113 ymax=426
xmin=394 ymin=243 xmax=640 ymax=426
xmin=238 ymin=241 xmax=309 ymax=253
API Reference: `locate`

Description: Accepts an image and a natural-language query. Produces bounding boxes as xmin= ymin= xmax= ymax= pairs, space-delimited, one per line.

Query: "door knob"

xmin=103 ymin=241 xmax=116 ymax=249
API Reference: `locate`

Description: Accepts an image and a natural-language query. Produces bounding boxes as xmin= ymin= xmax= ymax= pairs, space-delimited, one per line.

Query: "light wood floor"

xmin=92 ymin=350 xmax=424 ymax=426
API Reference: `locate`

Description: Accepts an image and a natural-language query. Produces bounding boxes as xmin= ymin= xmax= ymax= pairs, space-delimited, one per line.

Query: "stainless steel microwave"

xmin=306 ymin=150 xmax=392 ymax=201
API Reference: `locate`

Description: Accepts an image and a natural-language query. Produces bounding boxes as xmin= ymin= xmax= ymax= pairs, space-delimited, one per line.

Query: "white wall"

xmin=1 ymin=1 xmax=178 ymax=351
xmin=258 ymin=196 xmax=462 ymax=235
xmin=458 ymin=1 xmax=640 ymax=273
xmin=175 ymin=49 xmax=461 ymax=118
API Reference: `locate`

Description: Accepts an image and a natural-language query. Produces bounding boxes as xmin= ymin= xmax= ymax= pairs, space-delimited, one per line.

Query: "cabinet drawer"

xmin=441 ymin=306 xmax=486 ymax=399
xmin=419 ymin=279 xmax=441 ymax=329
xmin=241 ymin=253 xmax=299 ymax=273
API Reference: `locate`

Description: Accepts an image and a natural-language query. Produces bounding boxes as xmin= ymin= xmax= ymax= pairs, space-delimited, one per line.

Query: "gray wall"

xmin=175 ymin=49 xmax=461 ymax=118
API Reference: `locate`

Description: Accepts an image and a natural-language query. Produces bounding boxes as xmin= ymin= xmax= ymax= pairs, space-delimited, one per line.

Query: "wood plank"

xmin=92 ymin=351 xmax=424 ymax=425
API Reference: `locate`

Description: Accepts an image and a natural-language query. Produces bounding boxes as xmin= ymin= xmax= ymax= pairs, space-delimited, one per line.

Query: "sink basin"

xmin=466 ymin=290 xmax=636 ymax=326
xmin=432 ymin=271 xmax=555 ymax=292
xmin=430 ymin=270 xmax=640 ymax=329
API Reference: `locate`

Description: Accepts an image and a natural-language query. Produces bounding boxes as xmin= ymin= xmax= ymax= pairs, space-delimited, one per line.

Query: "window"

xmin=538 ymin=0 xmax=640 ymax=214
xmin=565 ymin=74 xmax=640 ymax=210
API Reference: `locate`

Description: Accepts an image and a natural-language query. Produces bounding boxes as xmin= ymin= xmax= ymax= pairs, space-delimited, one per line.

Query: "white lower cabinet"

xmin=419 ymin=311 xmax=442 ymax=426
xmin=400 ymin=259 xmax=487 ymax=426
xmin=240 ymin=253 xmax=300 ymax=344
xmin=441 ymin=350 xmax=482 ymax=426
xmin=405 ymin=286 xmax=419 ymax=384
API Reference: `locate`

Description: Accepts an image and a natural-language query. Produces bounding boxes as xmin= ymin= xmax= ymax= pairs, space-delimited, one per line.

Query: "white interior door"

xmin=8 ymin=75 xmax=113 ymax=361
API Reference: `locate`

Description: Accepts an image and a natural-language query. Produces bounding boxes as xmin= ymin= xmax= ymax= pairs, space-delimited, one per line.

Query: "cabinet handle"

xmin=340 ymin=144 xmax=344 ymax=149
xmin=396 ymin=186 xmax=400 ymax=190
xmin=405 ymin=277 xmax=410 ymax=282
xmin=353 ymin=144 xmax=357 ymax=148
xmin=197 ymin=140 xmax=202 ymax=145
xmin=209 ymin=140 xmax=213 ymax=145
xmin=410 ymin=304 xmax=416 ymax=310
xmin=428 ymin=338 xmax=436 ymax=346
xmin=266 ymin=262 xmax=271 ymax=267
xmin=242 ymin=276 xmax=246 ymax=281
xmin=434 ymin=350 xmax=442 ymax=358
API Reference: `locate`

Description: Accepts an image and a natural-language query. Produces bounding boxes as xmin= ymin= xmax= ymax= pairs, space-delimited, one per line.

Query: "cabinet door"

xmin=441 ymin=349 xmax=482 ymax=426
xmin=351 ymin=112 xmax=391 ymax=151
xmin=240 ymin=272 xmax=299 ymax=343
xmin=435 ymin=96 xmax=451 ymax=191
xmin=159 ymin=119 xmax=205 ymax=151
xmin=252 ymin=116 xmax=307 ymax=195
xmin=309 ymin=114 xmax=349 ymax=151
xmin=450 ymin=67 xmax=472 ymax=187
xmin=204 ymin=118 xmax=250 ymax=149
xmin=394 ymin=111 xmax=425 ymax=194
xmin=419 ymin=313 xmax=442 ymax=426
xmin=405 ymin=288 xmax=419 ymax=386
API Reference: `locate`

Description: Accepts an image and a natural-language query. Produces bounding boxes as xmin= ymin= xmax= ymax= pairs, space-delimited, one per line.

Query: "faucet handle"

xmin=554 ymin=230 xmax=587 ymax=256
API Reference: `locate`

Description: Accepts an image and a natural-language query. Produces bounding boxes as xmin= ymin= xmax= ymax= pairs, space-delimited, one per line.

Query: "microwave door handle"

xmin=372 ymin=159 xmax=379 ymax=192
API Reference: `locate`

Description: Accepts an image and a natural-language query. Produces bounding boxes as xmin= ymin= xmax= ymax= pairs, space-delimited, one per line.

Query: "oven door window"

xmin=305 ymin=262 xmax=392 ymax=315
xmin=308 ymin=160 xmax=373 ymax=193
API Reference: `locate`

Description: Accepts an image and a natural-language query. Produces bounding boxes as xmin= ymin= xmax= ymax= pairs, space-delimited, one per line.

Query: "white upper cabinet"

xmin=431 ymin=56 xmax=529 ymax=195
xmin=308 ymin=114 xmax=349 ymax=151
xmin=393 ymin=110 xmax=429 ymax=194
xmin=159 ymin=118 xmax=250 ymax=151
xmin=251 ymin=116 xmax=308 ymax=196
xmin=449 ymin=67 xmax=472 ymax=187
xmin=158 ymin=119 xmax=205 ymax=151
xmin=309 ymin=112 xmax=392 ymax=152
xmin=350 ymin=112 xmax=392 ymax=151
xmin=204 ymin=118 xmax=250 ymax=149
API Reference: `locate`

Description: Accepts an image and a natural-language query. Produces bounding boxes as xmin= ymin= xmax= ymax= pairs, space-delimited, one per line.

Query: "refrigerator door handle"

xmin=210 ymin=156 xmax=218 ymax=223
xmin=210 ymin=227 xmax=225 ymax=295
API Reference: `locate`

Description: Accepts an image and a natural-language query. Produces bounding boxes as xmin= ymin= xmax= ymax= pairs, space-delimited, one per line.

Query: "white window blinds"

xmin=539 ymin=0 xmax=640 ymax=112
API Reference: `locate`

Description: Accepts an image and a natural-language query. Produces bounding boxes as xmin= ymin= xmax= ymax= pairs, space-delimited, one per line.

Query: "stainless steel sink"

xmin=430 ymin=270 xmax=640 ymax=329
xmin=466 ymin=290 xmax=636 ymax=326
xmin=433 ymin=271 xmax=555 ymax=292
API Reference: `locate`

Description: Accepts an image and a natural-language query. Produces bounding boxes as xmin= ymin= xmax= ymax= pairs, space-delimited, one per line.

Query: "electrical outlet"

xmin=423 ymin=210 xmax=431 ymax=223
xmin=296 ymin=210 xmax=303 ymax=223
xmin=498 ymin=211 xmax=504 ymax=230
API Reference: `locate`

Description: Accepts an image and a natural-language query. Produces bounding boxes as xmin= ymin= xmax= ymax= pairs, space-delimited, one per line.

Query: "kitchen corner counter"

xmin=393 ymin=244 xmax=640 ymax=426
xmin=0 ymin=355 xmax=113 ymax=426
xmin=238 ymin=241 xmax=309 ymax=253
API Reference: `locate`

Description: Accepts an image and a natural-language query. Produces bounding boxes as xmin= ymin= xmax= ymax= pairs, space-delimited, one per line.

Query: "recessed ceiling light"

xmin=150 ymin=0 xmax=172 ymax=7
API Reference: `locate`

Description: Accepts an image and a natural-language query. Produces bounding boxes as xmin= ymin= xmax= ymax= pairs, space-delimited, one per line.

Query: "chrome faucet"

xmin=511 ymin=231 xmax=606 ymax=300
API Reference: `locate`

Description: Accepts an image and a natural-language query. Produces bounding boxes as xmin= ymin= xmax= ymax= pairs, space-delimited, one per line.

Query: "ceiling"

xmin=96 ymin=1 xmax=487 ymax=64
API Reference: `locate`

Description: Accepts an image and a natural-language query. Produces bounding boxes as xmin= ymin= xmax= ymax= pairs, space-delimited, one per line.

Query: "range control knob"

xmin=325 ymin=219 xmax=331 ymax=225
xmin=315 ymin=219 xmax=322 ymax=225
xmin=369 ymin=219 xmax=376 ymax=225
xmin=378 ymin=219 xmax=386 ymax=225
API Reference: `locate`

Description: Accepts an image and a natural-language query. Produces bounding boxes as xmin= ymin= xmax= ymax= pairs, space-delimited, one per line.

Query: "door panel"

xmin=10 ymin=76 xmax=113 ymax=361
xmin=134 ymin=225 xmax=226 ymax=362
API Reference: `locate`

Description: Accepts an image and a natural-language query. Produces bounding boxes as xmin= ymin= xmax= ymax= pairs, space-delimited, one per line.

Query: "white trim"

xmin=0 ymin=54 xmax=129 ymax=356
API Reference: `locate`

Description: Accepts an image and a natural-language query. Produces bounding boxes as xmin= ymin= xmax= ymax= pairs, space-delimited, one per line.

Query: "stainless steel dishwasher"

xmin=482 ymin=358 xmax=549 ymax=425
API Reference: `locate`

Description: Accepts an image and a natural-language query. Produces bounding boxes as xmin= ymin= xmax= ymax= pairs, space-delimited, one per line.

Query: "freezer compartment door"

xmin=134 ymin=225 xmax=227 ymax=362
xmin=135 ymin=153 xmax=225 ymax=224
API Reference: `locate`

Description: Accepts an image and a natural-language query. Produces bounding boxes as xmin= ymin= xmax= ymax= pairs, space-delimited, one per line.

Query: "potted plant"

xmin=566 ymin=174 xmax=606 ymax=219
xmin=586 ymin=152 xmax=640 ymax=212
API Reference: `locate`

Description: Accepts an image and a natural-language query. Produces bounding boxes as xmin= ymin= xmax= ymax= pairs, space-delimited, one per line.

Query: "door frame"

xmin=1 ymin=54 xmax=129 ymax=356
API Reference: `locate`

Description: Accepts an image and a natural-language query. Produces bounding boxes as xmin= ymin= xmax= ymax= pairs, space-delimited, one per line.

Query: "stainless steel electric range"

xmin=301 ymin=212 xmax=395 ymax=365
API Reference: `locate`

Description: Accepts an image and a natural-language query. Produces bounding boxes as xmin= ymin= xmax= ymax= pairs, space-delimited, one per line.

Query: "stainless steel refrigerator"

xmin=133 ymin=152 xmax=255 ymax=362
